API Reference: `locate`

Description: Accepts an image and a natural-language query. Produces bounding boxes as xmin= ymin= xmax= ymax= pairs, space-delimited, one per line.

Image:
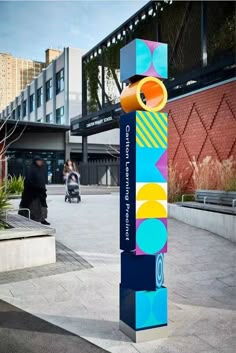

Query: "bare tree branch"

xmin=0 ymin=119 xmax=20 ymax=145
xmin=1 ymin=125 xmax=27 ymax=156
xmin=105 ymin=144 xmax=120 ymax=159
xmin=0 ymin=96 xmax=22 ymax=132
xmin=0 ymin=95 xmax=26 ymax=159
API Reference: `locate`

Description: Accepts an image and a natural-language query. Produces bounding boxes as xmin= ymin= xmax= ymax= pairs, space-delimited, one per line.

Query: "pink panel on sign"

xmin=136 ymin=218 xmax=167 ymax=230
xmin=156 ymin=150 xmax=168 ymax=181
xmin=143 ymin=40 xmax=161 ymax=54
xmin=136 ymin=244 xmax=146 ymax=255
xmin=135 ymin=241 xmax=167 ymax=256
xmin=136 ymin=219 xmax=146 ymax=230
xmin=143 ymin=63 xmax=162 ymax=78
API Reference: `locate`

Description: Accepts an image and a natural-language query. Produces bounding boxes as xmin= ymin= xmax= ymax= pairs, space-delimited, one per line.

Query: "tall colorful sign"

xmin=119 ymin=39 xmax=168 ymax=342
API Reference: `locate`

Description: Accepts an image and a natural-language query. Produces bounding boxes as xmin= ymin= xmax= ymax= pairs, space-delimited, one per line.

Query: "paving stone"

xmin=1 ymin=194 xmax=235 ymax=353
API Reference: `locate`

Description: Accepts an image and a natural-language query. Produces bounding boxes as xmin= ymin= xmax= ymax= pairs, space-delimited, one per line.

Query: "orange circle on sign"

xmin=120 ymin=77 xmax=167 ymax=113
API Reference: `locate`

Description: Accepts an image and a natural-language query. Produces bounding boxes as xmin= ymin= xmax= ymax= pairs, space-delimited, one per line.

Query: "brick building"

xmin=167 ymin=79 xmax=236 ymax=189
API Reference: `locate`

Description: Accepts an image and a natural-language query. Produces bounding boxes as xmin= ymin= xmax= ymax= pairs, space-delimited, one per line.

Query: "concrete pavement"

xmin=0 ymin=194 xmax=235 ymax=353
xmin=0 ymin=299 xmax=108 ymax=353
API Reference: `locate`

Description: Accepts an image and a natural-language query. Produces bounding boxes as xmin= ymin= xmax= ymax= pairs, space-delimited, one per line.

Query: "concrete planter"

xmin=0 ymin=214 xmax=56 ymax=272
xmin=168 ymin=203 xmax=236 ymax=243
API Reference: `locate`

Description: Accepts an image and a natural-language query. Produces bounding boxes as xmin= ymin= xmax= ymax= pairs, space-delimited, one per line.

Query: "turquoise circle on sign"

xmin=153 ymin=44 xmax=167 ymax=78
xmin=136 ymin=39 xmax=152 ymax=74
xmin=136 ymin=219 xmax=167 ymax=254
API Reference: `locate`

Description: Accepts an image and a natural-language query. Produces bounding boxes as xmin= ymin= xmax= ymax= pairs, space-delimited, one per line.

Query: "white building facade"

xmin=0 ymin=47 xmax=119 ymax=183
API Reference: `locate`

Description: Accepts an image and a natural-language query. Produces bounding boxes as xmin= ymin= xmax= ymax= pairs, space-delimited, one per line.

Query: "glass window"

xmin=56 ymin=69 xmax=64 ymax=94
xmin=56 ymin=106 xmax=64 ymax=124
xmin=12 ymin=110 xmax=16 ymax=120
xmin=46 ymin=112 xmax=53 ymax=123
xmin=17 ymin=105 xmax=21 ymax=119
xmin=30 ymin=94 xmax=35 ymax=113
xmin=46 ymin=79 xmax=53 ymax=101
xmin=23 ymin=100 xmax=27 ymax=117
xmin=37 ymin=87 xmax=43 ymax=107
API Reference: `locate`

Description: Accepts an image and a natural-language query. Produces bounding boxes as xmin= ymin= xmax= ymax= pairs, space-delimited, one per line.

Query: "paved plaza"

xmin=0 ymin=193 xmax=235 ymax=353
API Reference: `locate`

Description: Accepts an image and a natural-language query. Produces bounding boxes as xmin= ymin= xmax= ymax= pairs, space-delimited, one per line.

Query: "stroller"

xmin=65 ymin=172 xmax=81 ymax=203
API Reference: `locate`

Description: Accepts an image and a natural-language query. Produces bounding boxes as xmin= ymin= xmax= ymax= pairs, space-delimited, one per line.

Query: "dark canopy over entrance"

xmin=71 ymin=0 xmax=235 ymax=146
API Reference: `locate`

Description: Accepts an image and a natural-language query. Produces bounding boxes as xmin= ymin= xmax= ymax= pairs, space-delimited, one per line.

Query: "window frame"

xmin=17 ymin=105 xmax=21 ymax=119
xmin=29 ymin=93 xmax=35 ymax=113
xmin=56 ymin=106 xmax=64 ymax=125
xmin=23 ymin=100 xmax=27 ymax=117
xmin=46 ymin=112 xmax=53 ymax=124
xmin=46 ymin=78 xmax=53 ymax=101
xmin=37 ymin=87 xmax=43 ymax=107
xmin=56 ymin=69 xmax=64 ymax=95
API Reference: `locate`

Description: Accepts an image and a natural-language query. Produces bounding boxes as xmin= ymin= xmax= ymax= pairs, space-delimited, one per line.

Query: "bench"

xmin=180 ymin=190 xmax=236 ymax=216
xmin=195 ymin=190 xmax=236 ymax=207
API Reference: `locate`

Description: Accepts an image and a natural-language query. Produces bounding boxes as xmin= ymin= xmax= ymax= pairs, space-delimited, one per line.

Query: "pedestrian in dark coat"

xmin=19 ymin=156 xmax=50 ymax=225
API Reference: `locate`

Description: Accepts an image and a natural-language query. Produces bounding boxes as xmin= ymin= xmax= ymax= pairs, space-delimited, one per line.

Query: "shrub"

xmin=0 ymin=187 xmax=11 ymax=215
xmin=190 ymin=156 xmax=236 ymax=191
xmin=168 ymin=162 xmax=187 ymax=203
xmin=6 ymin=175 xmax=24 ymax=195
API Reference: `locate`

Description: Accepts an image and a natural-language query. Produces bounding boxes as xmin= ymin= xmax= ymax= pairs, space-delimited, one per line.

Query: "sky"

xmin=0 ymin=0 xmax=148 ymax=62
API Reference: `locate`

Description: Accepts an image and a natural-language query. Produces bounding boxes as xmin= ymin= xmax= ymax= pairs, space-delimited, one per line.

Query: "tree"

xmin=0 ymin=99 xmax=27 ymax=184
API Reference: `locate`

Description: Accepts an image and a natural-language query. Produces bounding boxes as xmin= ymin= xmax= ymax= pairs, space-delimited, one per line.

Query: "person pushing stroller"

xmin=63 ymin=160 xmax=81 ymax=203
xmin=63 ymin=160 xmax=77 ymax=180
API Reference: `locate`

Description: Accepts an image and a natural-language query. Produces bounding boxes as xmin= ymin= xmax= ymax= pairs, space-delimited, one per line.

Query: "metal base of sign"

xmin=119 ymin=320 xmax=168 ymax=343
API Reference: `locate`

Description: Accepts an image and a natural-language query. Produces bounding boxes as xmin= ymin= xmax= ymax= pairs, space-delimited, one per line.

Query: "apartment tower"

xmin=0 ymin=52 xmax=46 ymax=111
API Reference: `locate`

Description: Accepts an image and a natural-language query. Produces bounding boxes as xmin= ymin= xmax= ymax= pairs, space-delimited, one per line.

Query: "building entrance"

xmin=7 ymin=150 xmax=65 ymax=184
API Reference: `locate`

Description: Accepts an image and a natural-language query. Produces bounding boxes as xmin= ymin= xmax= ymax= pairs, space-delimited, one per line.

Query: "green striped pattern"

xmin=136 ymin=111 xmax=168 ymax=148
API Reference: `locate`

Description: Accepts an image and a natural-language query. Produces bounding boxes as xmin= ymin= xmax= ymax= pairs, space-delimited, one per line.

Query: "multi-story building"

xmin=45 ymin=48 xmax=62 ymax=66
xmin=0 ymin=47 xmax=119 ymax=183
xmin=0 ymin=52 xmax=45 ymax=112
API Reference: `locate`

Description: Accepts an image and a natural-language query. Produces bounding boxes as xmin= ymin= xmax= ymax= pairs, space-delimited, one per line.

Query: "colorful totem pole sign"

xmin=119 ymin=39 xmax=168 ymax=342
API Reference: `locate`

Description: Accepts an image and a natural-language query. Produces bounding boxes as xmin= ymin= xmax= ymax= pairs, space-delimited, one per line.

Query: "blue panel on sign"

xmin=156 ymin=253 xmax=164 ymax=288
xmin=120 ymin=39 xmax=168 ymax=82
xmin=120 ymin=285 xmax=168 ymax=331
xmin=136 ymin=146 xmax=167 ymax=183
xmin=120 ymin=285 xmax=135 ymax=329
xmin=120 ymin=112 xmax=136 ymax=251
xmin=121 ymin=252 xmax=156 ymax=291
xmin=136 ymin=287 xmax=168 ymax=330
xmin=120 ymin=40 xmax=136 ymax=83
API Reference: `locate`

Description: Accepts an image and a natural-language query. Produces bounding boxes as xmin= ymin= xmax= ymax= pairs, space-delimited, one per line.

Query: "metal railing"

xmin=5 ymin=208 xmax=30 ymax=222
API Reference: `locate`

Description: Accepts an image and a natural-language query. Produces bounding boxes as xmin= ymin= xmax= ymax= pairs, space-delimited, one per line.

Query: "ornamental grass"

xmin=168 ymin=162 xmax=188 ymax=203
xmin=190 ymin=156 xmax=236 ymax=191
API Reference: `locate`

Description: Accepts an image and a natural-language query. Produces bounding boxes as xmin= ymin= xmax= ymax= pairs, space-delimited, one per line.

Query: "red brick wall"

xmin=166 ymin=80 xmax=236 ymax=189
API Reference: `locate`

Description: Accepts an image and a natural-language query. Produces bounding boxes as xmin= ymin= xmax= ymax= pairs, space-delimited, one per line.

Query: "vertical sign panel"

xmin=119 ymin=39 xmax=168 ymax=343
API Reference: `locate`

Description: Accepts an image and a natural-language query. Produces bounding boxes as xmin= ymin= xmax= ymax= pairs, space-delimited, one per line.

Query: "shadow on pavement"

xmin=0 ymin=300 xmax=108 ymax=353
